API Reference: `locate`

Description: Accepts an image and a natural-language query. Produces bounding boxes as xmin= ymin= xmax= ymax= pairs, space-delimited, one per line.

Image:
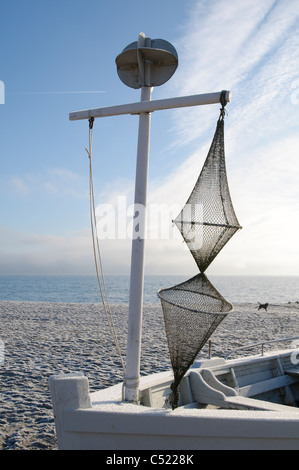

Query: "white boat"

xmin=49 ymin=341 xmax=299 ymax=450
xmin=49 ymin=34 xmax=299 ymax=451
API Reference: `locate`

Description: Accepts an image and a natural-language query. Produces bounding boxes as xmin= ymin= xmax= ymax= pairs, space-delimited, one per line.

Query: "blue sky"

xmin=0 ymin=0 xmax=299 ymax=276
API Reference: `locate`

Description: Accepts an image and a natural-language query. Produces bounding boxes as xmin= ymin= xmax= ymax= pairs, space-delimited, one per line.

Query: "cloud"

xmin=0 ymin=227 xmax=95 ymax=275
xmin=10 ymin=176 xmax=31 ymax=195
xmin=42 ymin=168 xmax=85 ymax=197
xmin=149 ymin=0 xmax=299 ymax=275
xmin=95 ymin=0 xmax=299 ymax=275
xmin=169 ymin=0 xmax=299 ymax=146
xmin=9 ymin=168 xmax=87 ymax=199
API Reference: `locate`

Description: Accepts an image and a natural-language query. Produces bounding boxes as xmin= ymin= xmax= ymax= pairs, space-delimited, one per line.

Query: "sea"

xmin=0 ymin=274 xmax=298 ymax=305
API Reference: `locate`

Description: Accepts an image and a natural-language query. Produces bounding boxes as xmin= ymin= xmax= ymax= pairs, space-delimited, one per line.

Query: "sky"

xmin=0 ymin=0 xmax=299 ymax=276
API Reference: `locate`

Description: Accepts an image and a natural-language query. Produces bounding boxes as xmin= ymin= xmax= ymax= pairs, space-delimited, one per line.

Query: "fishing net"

xmin=158 ymin=96 xmax=241 ymax=409
xmin=158 ymin=273 xmax=232 ymax=408
xmin=174 ymin=116 xmax=241 ymax=273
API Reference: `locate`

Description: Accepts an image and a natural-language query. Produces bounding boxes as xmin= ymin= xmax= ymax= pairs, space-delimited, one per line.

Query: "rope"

xmin=85 ymin=117 xmax=126 ymax=381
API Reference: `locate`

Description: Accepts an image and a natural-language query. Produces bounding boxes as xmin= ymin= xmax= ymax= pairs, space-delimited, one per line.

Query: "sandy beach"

xmin=1 ymin=300 xmax=299 ymax=450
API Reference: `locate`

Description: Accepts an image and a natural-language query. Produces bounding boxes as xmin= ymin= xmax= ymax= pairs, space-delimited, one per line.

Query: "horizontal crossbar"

xmin=69 ymin=90 xmax=231 ymax=121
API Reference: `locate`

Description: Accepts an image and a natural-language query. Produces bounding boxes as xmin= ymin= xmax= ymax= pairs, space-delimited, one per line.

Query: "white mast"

xmin=116 ymin=32 xmax=179 ymax=403
xmin=123 ymin=33 xmax=153 ymax=402
xmin=69 ymin=33 xmax=231 ymax=404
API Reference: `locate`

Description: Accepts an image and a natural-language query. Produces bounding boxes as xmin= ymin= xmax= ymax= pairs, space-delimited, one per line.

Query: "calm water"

xmin=0 ymin=274 xmax=298 ymax=304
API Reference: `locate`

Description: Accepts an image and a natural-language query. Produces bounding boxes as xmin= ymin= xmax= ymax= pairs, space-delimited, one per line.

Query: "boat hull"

xmin=49 ymin=351 xmax=299 ymax=450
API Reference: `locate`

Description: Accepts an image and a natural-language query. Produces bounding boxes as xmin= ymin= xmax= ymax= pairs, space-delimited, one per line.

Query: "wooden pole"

xmin=69 ymin=91 xmax=231 ymax=121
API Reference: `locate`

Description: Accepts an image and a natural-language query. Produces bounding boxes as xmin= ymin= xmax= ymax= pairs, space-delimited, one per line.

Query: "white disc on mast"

xmin=115 ymin=32 xmax=178 ymax=89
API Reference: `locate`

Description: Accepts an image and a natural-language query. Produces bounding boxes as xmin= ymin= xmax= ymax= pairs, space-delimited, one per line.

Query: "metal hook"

xmin=219 ymin=90 xmax=228 ymax=120
xmin=89 ymin=116 xmax=94 ymax=130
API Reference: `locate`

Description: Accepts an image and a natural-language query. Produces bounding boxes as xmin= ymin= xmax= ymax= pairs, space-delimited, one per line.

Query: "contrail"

xmin=8 ymin=90 xmax=106 ymax=95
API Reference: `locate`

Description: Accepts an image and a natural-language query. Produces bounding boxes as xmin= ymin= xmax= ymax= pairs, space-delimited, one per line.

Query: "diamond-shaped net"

xmin=158 ymin=101 xmax=241 ymax=408
xmin=174 ymin=117 xmax=241 ymax=273
xmin=158 ymin=273 xmax=232 ymax=408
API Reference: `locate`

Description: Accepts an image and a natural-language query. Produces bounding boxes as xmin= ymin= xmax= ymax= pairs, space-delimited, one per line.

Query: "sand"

xmin=1 ymin=300 xmax=299 ymax=450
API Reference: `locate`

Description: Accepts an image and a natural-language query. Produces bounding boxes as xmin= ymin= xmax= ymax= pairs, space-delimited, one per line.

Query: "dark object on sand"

xmin=258 ymin=302 xmax=269 ymax=311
